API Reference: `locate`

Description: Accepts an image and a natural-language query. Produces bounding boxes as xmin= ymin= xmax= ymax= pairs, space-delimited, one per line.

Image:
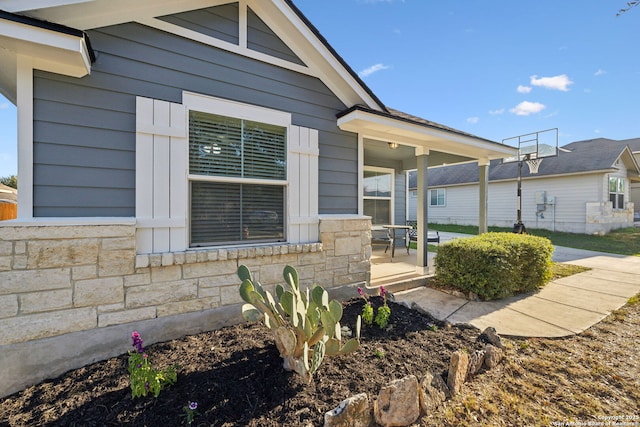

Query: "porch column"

xmin=478 ymin=159 xmax=489 ymax=234
xmin=416 ymin=147 xmax=429 ymax=275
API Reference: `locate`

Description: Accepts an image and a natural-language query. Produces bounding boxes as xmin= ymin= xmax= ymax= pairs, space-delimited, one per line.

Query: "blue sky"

xmin=0 ymin=1 xmax=638 ymax=178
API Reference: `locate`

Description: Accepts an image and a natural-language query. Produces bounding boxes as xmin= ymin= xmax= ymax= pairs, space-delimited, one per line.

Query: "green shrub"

xmin=434 ymin=232 xmax=554 ymax=300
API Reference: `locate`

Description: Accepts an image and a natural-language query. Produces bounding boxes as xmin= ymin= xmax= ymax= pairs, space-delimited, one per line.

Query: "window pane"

xmin=364 ymin=171 xmax=391 ymax=197
xmin=190 ymin=111 xmax=242 ymax=177
xmin=430 ymin=190 xmax=437 ymax=206
xmin=618 ymin=178 xmax=624 ymax=193
xmin=618 ymin=194 xmax=624 ymax=209
xmin=437 ymin=189 xmax=445 ymax=206
xmin=189 ymin=111 xmax=286 ymax=179
xmin=609 ymin=177 xmax=617 ymax=193
xmin=243 ymin=120 xmax=286 ymax=180
xmin=364 ymin=199 xmax=390 ymax=225
xmin=190 ymin=181 xmax=285 ymax=246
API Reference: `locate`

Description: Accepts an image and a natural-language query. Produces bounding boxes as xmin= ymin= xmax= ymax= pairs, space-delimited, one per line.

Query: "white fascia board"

xmin=0 ymin=18 xmax=91 ymax=77
xmin=254 ymin=0 xmax=384 ymax=111
xmin=22 ymin=0 xmax=231 ymax=30
xmin=338 ymin=109 xmax=517 ymax=160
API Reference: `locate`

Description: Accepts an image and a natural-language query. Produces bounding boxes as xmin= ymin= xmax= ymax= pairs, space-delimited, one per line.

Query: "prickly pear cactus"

xmin=238 ymin=264 xmax=361 ymax=381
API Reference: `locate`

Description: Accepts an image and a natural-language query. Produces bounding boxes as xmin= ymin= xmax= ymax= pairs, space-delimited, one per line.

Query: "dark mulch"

xmin=0 ymin=297 xmax=487 ymax=426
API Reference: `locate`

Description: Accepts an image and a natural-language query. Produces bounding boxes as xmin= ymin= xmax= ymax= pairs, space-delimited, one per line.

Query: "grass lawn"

xmin=426 ymin=223 xmax=640 ymax=256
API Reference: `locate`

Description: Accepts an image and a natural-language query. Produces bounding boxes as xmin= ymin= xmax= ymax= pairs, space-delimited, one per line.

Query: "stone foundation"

xmin=0 ymin=215 xmax=371 ymax=398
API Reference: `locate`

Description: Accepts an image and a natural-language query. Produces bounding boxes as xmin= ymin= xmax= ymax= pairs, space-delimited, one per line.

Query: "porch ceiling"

xmin=338 ymin=106 xmax=517 ymax=166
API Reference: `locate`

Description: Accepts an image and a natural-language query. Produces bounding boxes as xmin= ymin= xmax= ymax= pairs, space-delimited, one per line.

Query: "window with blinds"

xmin=189 ymin=111 xmax=286 ymax=246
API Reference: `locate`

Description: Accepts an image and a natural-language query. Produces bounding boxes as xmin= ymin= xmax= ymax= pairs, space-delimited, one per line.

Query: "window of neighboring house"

xmin=189 ymin=110 xmax=287 ymax=246
xmin=609 ymin=177 xmax=625 ymax=209
xmin=429 ymin=188 xmax=446 ymax=207
xmin=363 ymin=167 xmax=393 ymax=225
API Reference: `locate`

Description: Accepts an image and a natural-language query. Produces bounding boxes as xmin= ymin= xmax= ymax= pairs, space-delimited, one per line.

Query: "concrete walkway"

xmin=394 ymin=237 xmax=640 ymax=338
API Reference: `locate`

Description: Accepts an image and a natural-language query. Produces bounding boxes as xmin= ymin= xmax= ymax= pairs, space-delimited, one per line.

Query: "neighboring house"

xmin=0 ymin=0 xmax=514 ymax=397
xmin=407 ymin=138 xmax=640 ymax=234
xmin=0 ymin=183 xmax=17 ymax=220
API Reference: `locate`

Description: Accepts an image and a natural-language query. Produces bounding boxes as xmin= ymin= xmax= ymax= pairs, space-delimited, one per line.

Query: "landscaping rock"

xmin=324 ymin=393 xmax=372 ymax=427
xmin=447 ymin=350 xmax=469 ymax=395
xmin=419 ymin=372 xmax=447 ymax=414
xmin=483 ymin=344 xmax=503 ymax=369
xmin=374 ymin=375 xmax=420 ymax=427
xmin=467 ymin=349 xmax=486 ymax=377
xmin=478 ymin=326 xmax=503 ymax=348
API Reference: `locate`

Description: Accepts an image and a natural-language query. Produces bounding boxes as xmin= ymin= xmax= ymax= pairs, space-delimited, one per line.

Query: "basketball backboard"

xmin=502 ymin=128 xmax=558 ymax=163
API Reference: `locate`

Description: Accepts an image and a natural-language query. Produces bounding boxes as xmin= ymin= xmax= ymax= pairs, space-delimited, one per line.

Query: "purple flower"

xmin=380 ymin=286 xmax=387 ymax=299
xmin=131 ymin=331 xmax=144 ymax=354
xmin=189 ymin=402 xmax=198 ymax=410
xmin=145 ymin=382 xmax=150 ymax=390
xmin=357 ymin=287 xmax=364 ymax=297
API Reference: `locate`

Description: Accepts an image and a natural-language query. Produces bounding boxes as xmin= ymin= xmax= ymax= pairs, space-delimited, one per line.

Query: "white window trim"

xmin=136 ymin=92 xmax=319 ymax=254
xmin=608 ymin=176 xmax=626 ymax=210
xmin=363 ymin=165 xmax=395 ymax=225
xmin=184 ymin=93 xmax=290 ymax=247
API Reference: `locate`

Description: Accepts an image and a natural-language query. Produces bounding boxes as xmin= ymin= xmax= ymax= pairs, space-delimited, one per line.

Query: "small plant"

xmin=238 ymin=265 xmax=361 ymax=381
xmin=181 ymin=401 xmax=199 ymax=425
xmin=358 ymin=287 xmax=374 ymax=325
xmin=128 ymin=331 xmax=177 ymax=398
xmin=373 ymin=347 xmax=386 ymax=358
xmin=374 ymin=286 xmax=391 ymax=329
xmin=428 ymin=323 xmax=438 ymax=332
xmin=357 ymin=286 xmax=392 ymax=329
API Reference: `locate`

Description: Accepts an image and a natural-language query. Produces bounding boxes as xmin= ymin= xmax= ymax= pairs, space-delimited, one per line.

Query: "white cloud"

xmin=530 ymin=74 xmax=573 ymax=91
xmin=594 ymin=69 xmax=606 ymax=76
xmin=517 ymin=85 xmax=532 ymax=94
xmin=509 ymin=101 xmax=546 ymax=116
xmin=358 ymin=63 xmax=391 ymax=78
xmin=466 ymin=117 xmax=479 ymax=124
xmin=489 ymin=108 xmax=505 ymax=115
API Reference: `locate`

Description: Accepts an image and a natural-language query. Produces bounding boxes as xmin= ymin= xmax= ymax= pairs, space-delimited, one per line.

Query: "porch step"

xmin=369 ymin=274 xmax=431 ymax=294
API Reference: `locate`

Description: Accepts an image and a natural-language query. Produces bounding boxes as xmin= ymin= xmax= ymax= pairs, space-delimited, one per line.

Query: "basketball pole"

xmin=513 ymin=154 xmax=527 ymax=234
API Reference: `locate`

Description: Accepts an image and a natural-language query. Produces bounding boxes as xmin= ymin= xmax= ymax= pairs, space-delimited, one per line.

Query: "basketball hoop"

xmin=525 ymin=158 xmax=542 ymax=174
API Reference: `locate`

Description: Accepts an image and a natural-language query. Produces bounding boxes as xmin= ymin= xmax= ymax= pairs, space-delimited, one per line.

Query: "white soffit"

xmin=0 ymin=17 xmax=92 ymax=77
xmin=338 ymin=109 xmax=517 ymax=160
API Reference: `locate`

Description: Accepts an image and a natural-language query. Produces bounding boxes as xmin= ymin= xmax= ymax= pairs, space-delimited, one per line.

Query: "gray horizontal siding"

xmin=33 ymin=21 xmax=356 ymax=217
xmin=158 ymin=3 xmax=239 ymax=44
xmin=247 ymin=7 xmax=304 ymax=66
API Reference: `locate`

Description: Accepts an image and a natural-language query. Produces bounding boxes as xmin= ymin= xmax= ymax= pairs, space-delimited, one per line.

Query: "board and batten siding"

xmin=32 ymin=21 xmax=358 ymax=217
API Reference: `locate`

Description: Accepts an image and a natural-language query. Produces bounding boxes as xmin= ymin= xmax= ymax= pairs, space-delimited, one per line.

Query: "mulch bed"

xmin=0 ymin=297 xmax=487 ymax=426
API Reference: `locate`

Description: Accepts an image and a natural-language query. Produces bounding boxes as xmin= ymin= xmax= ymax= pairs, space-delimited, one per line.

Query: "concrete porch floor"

xmin=369 ymin=247 xmax=436 ymax=290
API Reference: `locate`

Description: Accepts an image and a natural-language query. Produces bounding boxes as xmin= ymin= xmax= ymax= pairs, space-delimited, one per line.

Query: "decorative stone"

xmin=483 ymin=344 xmax=504 ymax=369
xmin=467 ymin=349 xmax=486 ymax=377
xmin=478 ymin=326 xmax=503 ymax=348
xmin=447 ymin=350 xmax=470 ymax=395
xmin=419 ymin=372 xmax=448 ymax=415
xmin=374 ymin=375 xmax=420 ymax=427
xmin=324 ymin=393 xmax=372 ymax=427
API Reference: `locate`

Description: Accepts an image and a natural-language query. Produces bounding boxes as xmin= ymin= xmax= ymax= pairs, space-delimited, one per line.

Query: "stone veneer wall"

xmin=0 ymin=215 xmax=371 ymax=398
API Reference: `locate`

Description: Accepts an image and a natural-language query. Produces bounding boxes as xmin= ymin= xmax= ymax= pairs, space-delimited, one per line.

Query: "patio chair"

xmin=406 ymin=220 xmax=440 ymax=247
xmin=371 ymin=227 xmax=394 ymax=254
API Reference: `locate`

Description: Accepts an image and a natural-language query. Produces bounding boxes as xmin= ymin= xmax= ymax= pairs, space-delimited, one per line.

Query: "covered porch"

xmin=337 ymin=106 xmax=517 ymax=282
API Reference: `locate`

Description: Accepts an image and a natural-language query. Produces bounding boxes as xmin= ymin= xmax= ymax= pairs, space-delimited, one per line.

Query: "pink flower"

xmin=357 ymin=287 xmax=364 ymax=297
xmin=380 ymin=286 xmax=387 ymax=299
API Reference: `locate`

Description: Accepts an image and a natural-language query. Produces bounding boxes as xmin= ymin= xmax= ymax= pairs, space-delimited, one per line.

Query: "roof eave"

xmin=0 ymin=10 xmax=95 ymax=100
xmin=337 ymin=106 xmax=517 ymax=161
